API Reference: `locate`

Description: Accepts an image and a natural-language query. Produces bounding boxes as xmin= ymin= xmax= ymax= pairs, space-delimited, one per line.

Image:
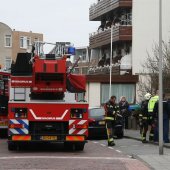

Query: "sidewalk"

xmin=124 ymin=129 xmax=170 ymax=148
xmin=124 ymin=129 xmax=170 ymax=170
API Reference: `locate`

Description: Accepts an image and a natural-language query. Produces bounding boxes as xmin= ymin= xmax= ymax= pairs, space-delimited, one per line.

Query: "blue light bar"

xmin=68 ymin=47 xmax=75 ymax=55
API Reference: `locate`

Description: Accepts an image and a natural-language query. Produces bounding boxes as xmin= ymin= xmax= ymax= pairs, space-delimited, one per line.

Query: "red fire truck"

xmin=0 ymin=71 xmax=10 ymax=137
xmin=8 ymin=42 xmax=88 ymax=150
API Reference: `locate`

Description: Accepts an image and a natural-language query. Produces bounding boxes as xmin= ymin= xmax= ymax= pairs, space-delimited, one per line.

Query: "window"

xmin=5 ymin=35 xmax=12 ymax=47
xmin=34 ymin=37 xmax=39 ymax=42
xmin=101 ymin=84 xmax=135 ymax=104
xmin=20 ymin=36 xmax=27 ymax=48
xmin=5 ymin=57 xmax=12 ymax=69
xmin=27 ymin=37 xmax=31 ymax=47
xmin=82 ymin=50 xmax=86 ymax=61
xmin=77 ymin=93 xmax=85 ymax=102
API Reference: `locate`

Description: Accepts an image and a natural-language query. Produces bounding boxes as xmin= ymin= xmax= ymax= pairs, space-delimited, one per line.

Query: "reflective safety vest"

xmin=148 ymin=95 xmax=159 ymax=112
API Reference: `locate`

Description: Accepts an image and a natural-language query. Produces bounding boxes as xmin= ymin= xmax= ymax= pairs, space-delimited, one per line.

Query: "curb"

xmin=124 ymin=135 xmax=170 ymax=149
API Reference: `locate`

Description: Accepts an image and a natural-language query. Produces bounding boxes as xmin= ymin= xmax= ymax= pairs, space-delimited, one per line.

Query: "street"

xmin=0 ymin=137 xmax=151 ymax=170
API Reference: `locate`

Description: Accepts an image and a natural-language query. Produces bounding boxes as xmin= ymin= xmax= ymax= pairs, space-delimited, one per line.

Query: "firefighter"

xmin=141 ymin=93 xmax=152 ymax=143
xmin=104 ymin=96 xmax=120 ymax=146
xmin=147 ymin=90 xmax=159 ymax=141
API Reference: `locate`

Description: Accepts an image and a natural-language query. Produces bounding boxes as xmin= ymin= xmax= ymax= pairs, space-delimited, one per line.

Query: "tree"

xmin=137 ymin=42 xmax=170 ymax=101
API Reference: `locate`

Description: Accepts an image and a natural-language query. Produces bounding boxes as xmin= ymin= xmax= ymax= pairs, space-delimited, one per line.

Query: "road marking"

xmin=0 ymin=156 xmax=136 ymax=161
xmin=127 ymin=155 xmax=132 ymax=158
xmin=115 ymin=150 xmax=122 ymax=153
xmin=108 ymin=147 xmax=114 ymax=150
xmin=93 ymin=141 xmax=98 ymax=144
xmin=100 ymin=144 xmax=106 ymax=147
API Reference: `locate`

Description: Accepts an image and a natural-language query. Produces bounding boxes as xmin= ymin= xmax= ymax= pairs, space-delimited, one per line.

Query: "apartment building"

xmin=0 ymin=22 xmax=43 ymax=69
xmin=82 ymin=0 xmax=170 ymax=107
xmin=86 ymin=0 xmax=137 ymax=107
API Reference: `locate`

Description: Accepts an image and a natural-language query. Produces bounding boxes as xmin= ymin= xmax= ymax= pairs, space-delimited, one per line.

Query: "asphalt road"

xmin=0 ymin=138 xmax=151 ymax=170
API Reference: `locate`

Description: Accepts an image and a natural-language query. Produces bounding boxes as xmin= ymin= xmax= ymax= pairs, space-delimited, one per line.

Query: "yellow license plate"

xmin=99 ymin=121 xmax=105 ymax=125
xmin=41 ymin=136 xmax=57 ymax=140
xmin=0 ymin=122 xmax=7 ymax=126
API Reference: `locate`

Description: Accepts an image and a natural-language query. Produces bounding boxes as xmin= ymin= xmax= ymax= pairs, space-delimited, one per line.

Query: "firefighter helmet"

xmin=144 ymin=93 xmax=151 ymax=100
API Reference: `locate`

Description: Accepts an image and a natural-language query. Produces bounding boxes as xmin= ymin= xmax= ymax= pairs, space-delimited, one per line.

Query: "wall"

xmin=132 ymin=0 xmax=170 ymax=74
xmin=0 ymin=22 xmax=12 ymax=68
xmin=87 ymin=82 xmax=101 ymax=107
xmin=12 ymin=31 xmax=43 ymax=61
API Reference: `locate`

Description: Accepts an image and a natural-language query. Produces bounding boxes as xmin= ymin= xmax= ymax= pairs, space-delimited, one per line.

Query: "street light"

xmin=159 ymin=0 xmax=163 ymax=155
xmin=109 ymin=25 xmax=113 ymax=98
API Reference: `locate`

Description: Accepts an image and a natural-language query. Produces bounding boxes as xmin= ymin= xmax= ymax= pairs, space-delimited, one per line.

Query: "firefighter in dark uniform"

xmin=104 ymin=96 xmax=119 ymax=146
xmin=141 ymin=93 xmax=152 ymax=143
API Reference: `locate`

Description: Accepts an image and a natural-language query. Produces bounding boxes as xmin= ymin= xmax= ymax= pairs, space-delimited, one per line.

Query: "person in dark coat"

xmin=119 ymin=96 xmax=129 ymax=129
xmin=153 ymin=96 xmax=170 ymax=143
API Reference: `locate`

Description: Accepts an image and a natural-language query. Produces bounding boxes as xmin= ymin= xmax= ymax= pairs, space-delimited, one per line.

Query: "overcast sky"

xmin=0 ymin=0 xmax=99 ymax=47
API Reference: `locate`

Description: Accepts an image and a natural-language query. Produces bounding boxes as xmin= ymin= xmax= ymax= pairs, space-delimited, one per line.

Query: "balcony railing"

xmin=89 ymin=0 xmax=132 ymax=21
xmin=89 ymin=25 xmax=132 ymax=49
xmin=71 ymin=64 xmax=132 ymax=76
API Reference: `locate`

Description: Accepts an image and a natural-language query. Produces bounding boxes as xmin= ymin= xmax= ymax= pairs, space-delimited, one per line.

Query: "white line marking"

xmin=100 ymin=144 xmax=106 ymax=147
xmin=132 ymin=145 xmax=139 ymax=147
xmin=115 ymin=150 xmax=122 ymax=153
xmin=93 ymin=141 xmax=98 ymax=144
xmin=30 ymin=109 xmax=68 ymax=120
xmin=108 ymin=147 xmax=114 ymax=150
xmin=127 ymin=155 xmax=132 ymax=158
xmin=0 ymin=156 xmax=136 ymax=161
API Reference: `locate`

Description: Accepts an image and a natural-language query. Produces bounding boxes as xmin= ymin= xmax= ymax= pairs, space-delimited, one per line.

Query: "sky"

xmin=0 ymin=0 xmax=99 ymax=47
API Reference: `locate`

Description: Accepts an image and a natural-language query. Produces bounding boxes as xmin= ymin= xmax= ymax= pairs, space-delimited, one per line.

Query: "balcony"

xmin=89 ymin=0 xmax=132 ymax=21
xmin=89 ymin=25 xmax=132 ymax=49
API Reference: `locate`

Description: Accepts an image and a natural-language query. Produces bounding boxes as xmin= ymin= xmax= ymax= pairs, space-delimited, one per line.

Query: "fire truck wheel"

xmin=8 ymin=142 xmax=17 ymax=151
xmin=75 ymin=142 xmax=85 ymax=151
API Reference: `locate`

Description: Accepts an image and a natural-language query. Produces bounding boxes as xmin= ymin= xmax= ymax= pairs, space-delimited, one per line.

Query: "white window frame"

xmin=5 ymin=57 xmax=12 ymax=69
xmin=4 ymin=35 xmax=12 ymax=47
xmin=20 ymin=36 xmax=27 ymax=49
xmin=27 ymin=37 xmax=31 ymax=47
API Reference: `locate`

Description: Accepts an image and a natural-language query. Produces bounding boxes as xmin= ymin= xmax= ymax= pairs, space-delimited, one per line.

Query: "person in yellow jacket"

xmin=104 ymin=96 xmax=120 ymax=146
xmin=147 ymin=90 xmax=159 ymax=141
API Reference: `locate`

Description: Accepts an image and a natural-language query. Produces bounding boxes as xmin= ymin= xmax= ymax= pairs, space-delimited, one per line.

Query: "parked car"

xmin=88 ymin=107 xmax=124 ymax=139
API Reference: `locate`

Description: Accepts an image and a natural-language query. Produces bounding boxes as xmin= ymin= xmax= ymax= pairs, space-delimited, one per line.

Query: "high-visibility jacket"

xmin=148 ymin=95 xmax=159 ymax=112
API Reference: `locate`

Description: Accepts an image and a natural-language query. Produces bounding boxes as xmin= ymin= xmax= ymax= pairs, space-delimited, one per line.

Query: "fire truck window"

xmin=0 ymin=81 xmax=4 ymax=90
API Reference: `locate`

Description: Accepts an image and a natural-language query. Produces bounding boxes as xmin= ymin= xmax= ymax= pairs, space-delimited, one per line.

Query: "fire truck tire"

xmin=75 ymin=142 xmax=85 ymax=151
xmin=8 ymin=142 xmax=17 ymax=151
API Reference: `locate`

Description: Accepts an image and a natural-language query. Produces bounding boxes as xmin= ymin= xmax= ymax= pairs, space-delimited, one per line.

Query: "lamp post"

xmin=109 ymin=25 xmax=113 ymax=98
xmin=159 ymin=0 xmax=163 ymax=155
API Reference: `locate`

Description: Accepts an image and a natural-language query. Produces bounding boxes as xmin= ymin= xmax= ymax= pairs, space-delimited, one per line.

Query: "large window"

xmin=101 ymin=84 xmax=135 ymax=104
xmin=4 ymin=35 xmax=12 ymax=47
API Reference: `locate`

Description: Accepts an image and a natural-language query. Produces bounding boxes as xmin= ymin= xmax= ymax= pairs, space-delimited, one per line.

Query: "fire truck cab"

xmin=8 ymin=42 xmax=88 ymax=151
